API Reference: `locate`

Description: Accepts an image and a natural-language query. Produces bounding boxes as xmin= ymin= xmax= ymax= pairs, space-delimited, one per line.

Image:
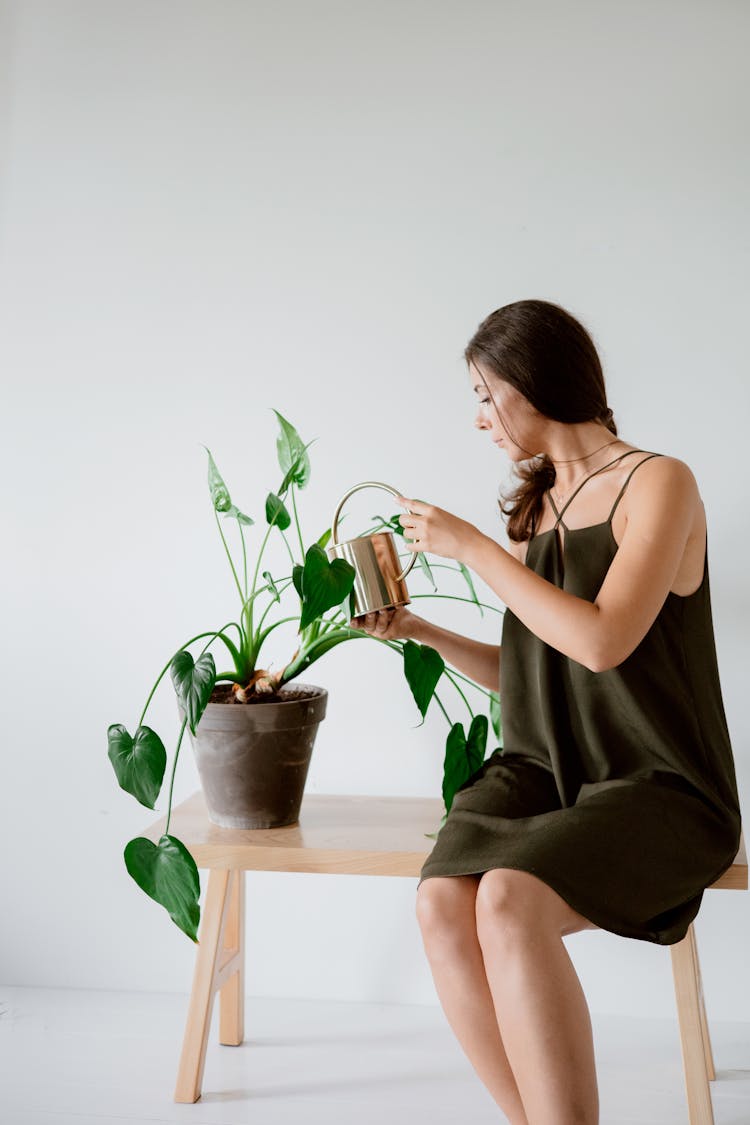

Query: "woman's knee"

xmin=475 ymin=867 xmax=558 ymax=945
xmin=475 ymin=867 xmax=593 ymax=941
xmin=415 ymin=874 xmax=480 ymax=939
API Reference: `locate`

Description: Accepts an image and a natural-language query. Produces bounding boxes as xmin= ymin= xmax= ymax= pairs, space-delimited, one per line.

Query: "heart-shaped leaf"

xmin=403 ymin=639 xmax=445 ymax=722
xmin=292 ymin=563 xmax=304 ymax=600
xmin=466 ymin=713 xmax=488 ymax=773
xmin=442 ymin=714 xmax=488 ymax=812
xmin=298 ymin=544 xmax=356 ymax=630
xmin=265 ymin=492 xmax=291 ymax=530
xmin=170 ymin=651 xmax=216 ymax=734
xmin=442 ymin=723 xmax=466 ymax=810
xmin=272 ymin=410 xmax=312 ymax=490
xmin=124 ymin=834 xmax=200 ymax=942
xmin=107 ymin=724 xmax=166 ymax=809
xmin=202 ymin=446 xmax=232 ymax=512
xmin=340 ymin=588 xmax=357 ymax=621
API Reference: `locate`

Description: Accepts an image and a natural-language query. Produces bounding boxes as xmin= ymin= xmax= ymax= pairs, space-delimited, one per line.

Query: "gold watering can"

xmin=326 ymin=481 xmax=418 ymax=617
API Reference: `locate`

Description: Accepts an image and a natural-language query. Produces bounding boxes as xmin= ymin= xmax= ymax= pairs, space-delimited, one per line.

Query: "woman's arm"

xmin=408 ymin=536 xmax=527 ymax=691
xmin=461 ymin=456 xmax=700 ymax=673
xmin=411 ymin=617 xmax=500 ymax=692
xmin=351 ymin=538 xmax=524 ymax=692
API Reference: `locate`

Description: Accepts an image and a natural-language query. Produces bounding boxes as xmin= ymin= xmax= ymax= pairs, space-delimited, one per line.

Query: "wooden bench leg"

xmin=690 ymin=923 xmax=716 ymax=1081
xmin=174 ymin=869 xmax=245 ymax=1103
xmin=220 ymin=869 xmax=245 ymax=1046
xmin=670 ymin=922 xmax=714 ymax=1124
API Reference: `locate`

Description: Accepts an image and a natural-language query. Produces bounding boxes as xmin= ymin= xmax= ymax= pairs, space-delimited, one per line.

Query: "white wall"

xmin=1 ymin=0 xmax=748 ymax=1021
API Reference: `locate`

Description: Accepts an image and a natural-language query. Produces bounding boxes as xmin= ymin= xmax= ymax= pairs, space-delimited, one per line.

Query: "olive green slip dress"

xmin=418 ymin=449 xmax=742 ymax=946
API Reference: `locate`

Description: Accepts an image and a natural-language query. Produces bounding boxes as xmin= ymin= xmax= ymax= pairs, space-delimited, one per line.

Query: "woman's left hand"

xmin=394 ymin=494 xmax=484 ymax=563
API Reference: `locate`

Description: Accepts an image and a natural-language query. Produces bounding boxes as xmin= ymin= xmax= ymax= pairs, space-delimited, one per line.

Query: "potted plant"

xmin=108 ymin=410 xmax=502 ymax=941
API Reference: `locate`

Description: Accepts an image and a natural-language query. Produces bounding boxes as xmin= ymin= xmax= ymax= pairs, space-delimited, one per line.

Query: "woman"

xmin=350 ymin=299 xmax=741 ymax=1124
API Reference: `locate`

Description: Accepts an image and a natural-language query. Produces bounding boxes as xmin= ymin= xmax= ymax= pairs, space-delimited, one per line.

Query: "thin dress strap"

xmin=605 ymin=451 xmax=663 ymax=523
xmin=548 ymin=449 xmax=648 ymax=530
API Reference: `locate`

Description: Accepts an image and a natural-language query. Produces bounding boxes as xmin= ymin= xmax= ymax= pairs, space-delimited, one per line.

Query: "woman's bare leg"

xmin=416 ymin=875 xmax=530 ymax=1124
xmin=475 ymin=868 xmax=599 ymax=1124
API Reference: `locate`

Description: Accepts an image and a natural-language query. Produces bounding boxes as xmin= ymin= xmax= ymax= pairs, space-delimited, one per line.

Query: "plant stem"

xmin=238 ymin=519 xmax=248 ymax=598
xmin=164 ymin=627 xmax=237 ymax=832
xmin=278 ymin=528 xmax=297 ymax=568
xmin=431 ymin=690 xmax=452 ymax=724
xmin=255 ymin=577 xmax=296 ymax=635
xmin=247 ymin=515 xmax=281 ymax=644
xmin=441 ymin=668 xmax=474 ymax=717
xmin=137 ymin=625 xmax=241 ymax=728
xmin=409 ymin=593 xmax=503 ymax=615
xmin=214 ymin=510 xmax=244 ymax=604
xmin=164 ymin=714 xmax=188 ymax=836
xmin=289 ymin=482 xmax=305 ymax=557
xmin=253 ymin=614 xmax=303 ymax=662
xmin=347 ymin=633 xmax=495 ymax=702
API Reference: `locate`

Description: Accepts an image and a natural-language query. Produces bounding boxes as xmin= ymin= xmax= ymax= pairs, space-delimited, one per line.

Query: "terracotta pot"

xmin=181 ymin=683 xmax=328 ymax=829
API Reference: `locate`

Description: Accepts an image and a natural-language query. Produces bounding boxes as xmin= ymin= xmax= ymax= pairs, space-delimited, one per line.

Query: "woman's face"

xmin=469 ymin=361 xmax=543 ymax=461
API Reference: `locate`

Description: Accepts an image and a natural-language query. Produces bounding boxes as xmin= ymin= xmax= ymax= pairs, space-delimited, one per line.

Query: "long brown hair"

xmin=464 ymin=299 xmax=618 ymax=542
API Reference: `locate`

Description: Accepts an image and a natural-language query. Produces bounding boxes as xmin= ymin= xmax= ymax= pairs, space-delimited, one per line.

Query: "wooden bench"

xmin=142 ymin=792 xmax=746 ymax=1122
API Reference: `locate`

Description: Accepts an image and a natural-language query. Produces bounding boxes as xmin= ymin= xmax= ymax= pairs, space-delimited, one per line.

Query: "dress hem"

xmin=416 ymin=860 xmax=707 ymax=947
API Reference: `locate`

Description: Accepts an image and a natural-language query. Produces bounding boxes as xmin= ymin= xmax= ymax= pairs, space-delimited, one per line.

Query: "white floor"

xmin=0 ymin=987 xmax=748 ymax=1124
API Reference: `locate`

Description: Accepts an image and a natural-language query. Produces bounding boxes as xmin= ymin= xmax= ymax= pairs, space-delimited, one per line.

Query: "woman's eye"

xmin=478 ymin=398 xmax=490 ymax=406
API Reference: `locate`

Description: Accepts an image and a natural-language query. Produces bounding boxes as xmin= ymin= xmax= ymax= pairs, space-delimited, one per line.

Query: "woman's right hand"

xmin=349 ymin=605 xmax=420 ymax=641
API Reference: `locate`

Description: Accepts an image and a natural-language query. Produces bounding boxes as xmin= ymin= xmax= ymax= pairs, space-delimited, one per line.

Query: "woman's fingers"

xmin=349 ymin=606 xmax=415 ymax=640
xmin=350 ymin=608 xmax=394 ymax=633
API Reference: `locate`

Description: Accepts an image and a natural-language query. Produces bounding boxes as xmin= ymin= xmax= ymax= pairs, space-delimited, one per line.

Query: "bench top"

xmin=142 ymin=791 xmax=445 ymax=876
xmin=142 ymin=791 xmax=747 ymax=887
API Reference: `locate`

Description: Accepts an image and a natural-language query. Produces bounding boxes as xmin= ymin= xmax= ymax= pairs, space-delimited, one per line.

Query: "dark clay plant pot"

xmin=182 ymin=683 xmax=328 ymax=829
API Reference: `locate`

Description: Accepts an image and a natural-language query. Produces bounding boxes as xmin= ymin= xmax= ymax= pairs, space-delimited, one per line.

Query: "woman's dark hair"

xmin=464 ymin=299 xmax=618 ymax=542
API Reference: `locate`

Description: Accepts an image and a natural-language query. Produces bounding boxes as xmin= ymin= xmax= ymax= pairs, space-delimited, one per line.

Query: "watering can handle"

xmin=330 ymin=480 xmax=418 ymax=584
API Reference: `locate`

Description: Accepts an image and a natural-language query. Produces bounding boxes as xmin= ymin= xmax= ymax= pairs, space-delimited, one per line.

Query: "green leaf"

xmin=107 ymin=723 xmax=166 ymax=810
xmin=262 ymin=570 xmax=281 ymax=603
xmin=442 ymin=723 xmax=467 ymax=811
xmin=124 ymin=834 xmax=201 ymax=942
xmin=415 ymin=550 xmax=436 ymax=586
xmin=442 ymin=714 xmax=488 ymax=813
xmin=466 ymin=713 xmax=488 ymax=773
xmin=272 ymin=410 xmax=312 ymax=490
xmin=224 ymin=503 xmax=254 ymax=526
xmin=202 ymin=446 xmax=232 ymax=512
xmin=292 ymin=563 xmax=304 ymax=600
xmin=298 ymin=544 xmax=356 ymax=630
xmin=278 ymin=439 xmax=317 ymax=496
xmin=340 ymin=588 xmax=357 ymax=620
xmin=170 ymin=651 xmax=216 ymax=735
xmin=265 ymin=492 xmax=291 ymax=530
xmin=457 ymin=561 xmax=483 ymax=616
xmin=316 ymin=526 xmax=333 ymax=549
xmin=403 ymin=639 xmax=445 ymax=722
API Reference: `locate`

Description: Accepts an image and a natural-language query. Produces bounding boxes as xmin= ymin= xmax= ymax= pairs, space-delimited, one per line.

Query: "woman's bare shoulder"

xmin=625 ymin=451 xmax=701 ymax=507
